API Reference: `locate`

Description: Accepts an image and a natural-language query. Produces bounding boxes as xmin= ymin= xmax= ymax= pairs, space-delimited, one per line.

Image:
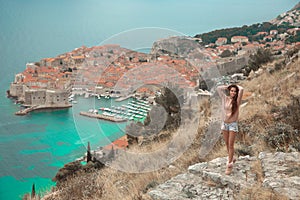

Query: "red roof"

xmin=103 ymin=136 xmax=128 ymax=150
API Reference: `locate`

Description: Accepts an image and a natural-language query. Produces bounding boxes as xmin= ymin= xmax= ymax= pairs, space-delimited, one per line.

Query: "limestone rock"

xmin=148 ymin=152 xmax=300 ymax=200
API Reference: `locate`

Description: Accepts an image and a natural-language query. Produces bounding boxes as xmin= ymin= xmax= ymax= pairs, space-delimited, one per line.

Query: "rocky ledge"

xmin=148 ymin=152 xmax=300 ymax=200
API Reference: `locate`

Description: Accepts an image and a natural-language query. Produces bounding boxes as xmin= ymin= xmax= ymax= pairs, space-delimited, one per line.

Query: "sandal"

xmin=227 ymin=157 xmax=236 ymax=165
xmin=225 ymin=162 xmax=234 ymax=175
xmin=225 ymin=166 xmax=233 ymax=175
xmin=225 ymin=157 xmax=236 ymax=175
xmin=227 ymin=162 xmax=233 ymax=168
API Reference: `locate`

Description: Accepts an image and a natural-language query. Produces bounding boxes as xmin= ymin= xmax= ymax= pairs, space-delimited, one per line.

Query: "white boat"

xmin=103 ymin=112 xmax=114 ymax=117
xmin=90 ymin=109 xmax=98 ymax=114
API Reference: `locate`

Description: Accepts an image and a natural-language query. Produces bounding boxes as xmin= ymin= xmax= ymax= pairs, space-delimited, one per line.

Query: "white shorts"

xmin=221 ymin=122 xmax=238 ymax=132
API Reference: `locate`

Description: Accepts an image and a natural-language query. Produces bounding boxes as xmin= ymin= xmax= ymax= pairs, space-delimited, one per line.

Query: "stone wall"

xmin=151 ymin=36 xmax=250 ymax=77
xmin=24 ymin=89 xmax=69 ymax=106
xmin=9 ymin=83 xmax=24 ymax=97
xmin=45 ymin=90 xmax=69 ymax=105
xmin=216 ymin=56 xmax=249 ymax=76
xmin=25 ymin=89 xmax=46 ymax=105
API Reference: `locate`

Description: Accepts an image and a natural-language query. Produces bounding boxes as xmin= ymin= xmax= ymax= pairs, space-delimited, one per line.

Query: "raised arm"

xmin=237 ymin=85 xmax=244 ymax=105
xmin=216 ymin=85 xmax=228 ymax=98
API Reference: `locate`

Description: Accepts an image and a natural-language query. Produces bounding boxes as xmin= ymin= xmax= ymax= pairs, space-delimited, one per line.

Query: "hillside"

xmin=23 ymin=4 xmax=300 ymax=200
xmin=34 ymin=39 xmax=300 ymax=200
xmin=148 ymin=52 xmax=300 ymax=199
xmin=195 ymin=3 xmax=300 ymax=45
xmin=271 ymin=2 xmax=300 ymax=26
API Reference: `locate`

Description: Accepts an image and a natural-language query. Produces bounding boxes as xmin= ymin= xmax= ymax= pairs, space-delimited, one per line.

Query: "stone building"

xmin=231 ymin=36 xmax=249 ymax=43
xmin=24 ymin=89 xmax=46 ymax=106
xmin=9 ymin=83 xmax=26 ymax=98
xmin=45 ymin=90 xmax=69 ymax=105
xmin=24 ymin=89 xmax=69 ymax=106
xmin=215 ymin=37 xmax=228 ymax=46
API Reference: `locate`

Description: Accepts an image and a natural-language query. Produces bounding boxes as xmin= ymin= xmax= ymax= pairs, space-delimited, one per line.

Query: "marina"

xmin=76 ymin=94 xmax=152 ymax=123
xmin=98 ymin=99 xmax=151 ymax=122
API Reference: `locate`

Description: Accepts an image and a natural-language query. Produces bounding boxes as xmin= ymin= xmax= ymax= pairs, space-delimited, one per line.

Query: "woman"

xmin=217 ymin=84 xmax=244 ymax=175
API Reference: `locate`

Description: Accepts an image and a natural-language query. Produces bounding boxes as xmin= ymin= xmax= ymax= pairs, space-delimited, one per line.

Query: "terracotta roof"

xmin=103 ymin=136 xmax=128 ymax=150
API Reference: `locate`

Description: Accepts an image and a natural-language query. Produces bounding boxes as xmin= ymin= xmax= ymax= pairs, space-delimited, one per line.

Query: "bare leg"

xmin=222 ymin=130 xmax=229 ymax=154
xmin=223 ymin=130 xmax=234 ymax=175
xmin=228 ymin=131 xmax=236 ymax=164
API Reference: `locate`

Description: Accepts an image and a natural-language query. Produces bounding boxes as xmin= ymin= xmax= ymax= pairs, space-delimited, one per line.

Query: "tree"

xmin=154 ymin=84 xmax=183 ymax=130
xmin=219 ymin=50 xmax=234 ymax=58
xmin=242 ymin=48 xmax=273 ymax=76
xmin=87 ymin=142 xmax=92 ymax=163
xmin=31 ymin=183 xmax=36 ymax=199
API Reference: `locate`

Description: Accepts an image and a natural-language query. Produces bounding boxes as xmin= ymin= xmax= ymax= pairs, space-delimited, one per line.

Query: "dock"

xmin=115 ymin=94 xmax=134 ymax=102
xmin=15 ymin=104 xmax=72 ymax=115
xmin=79 ymin=111 xmax=127 ymax=122
xmin=15 ymin=106 xmax=38 ymax=115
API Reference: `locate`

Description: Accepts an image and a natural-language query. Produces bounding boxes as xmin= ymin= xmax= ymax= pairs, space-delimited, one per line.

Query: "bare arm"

xmin=237 ymin=85 xmax=244 ymax=105
xmin=216 ymin=85 xmax=228 ymax=98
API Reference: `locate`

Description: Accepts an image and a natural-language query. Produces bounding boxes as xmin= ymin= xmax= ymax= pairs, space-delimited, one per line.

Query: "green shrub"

xmin=52 ymin=161 xmax=82 ymax=184
xmin=263 ymin=122 xmax=299 ymax=152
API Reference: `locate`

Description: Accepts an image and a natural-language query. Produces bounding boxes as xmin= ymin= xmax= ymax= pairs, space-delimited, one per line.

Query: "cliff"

xmin=38 ymin=44 xmax=300 ymax=200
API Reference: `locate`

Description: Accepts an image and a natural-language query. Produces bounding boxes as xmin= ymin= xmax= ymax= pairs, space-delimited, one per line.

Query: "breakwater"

xmin=79 ymin=111 xmax=127 ymax=122
xmin=15 ymin=104 xmax=72 ymax=115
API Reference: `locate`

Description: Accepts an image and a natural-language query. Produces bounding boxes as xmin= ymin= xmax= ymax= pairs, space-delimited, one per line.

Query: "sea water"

xmin=0 ymin=0 xmax=298 ymax=199
xmin=0 ymin=96 xmax=131 ymax=199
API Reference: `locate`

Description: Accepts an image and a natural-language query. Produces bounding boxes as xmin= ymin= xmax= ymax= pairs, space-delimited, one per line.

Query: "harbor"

xmin=78 ymin=97 xmax=152 ymax=123
xmin=98 ymin=99 xmax=151 ymax=122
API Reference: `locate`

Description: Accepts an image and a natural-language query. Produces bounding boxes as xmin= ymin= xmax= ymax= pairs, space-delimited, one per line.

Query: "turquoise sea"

xmin=0 ymin=0 xmax=298 ymax=199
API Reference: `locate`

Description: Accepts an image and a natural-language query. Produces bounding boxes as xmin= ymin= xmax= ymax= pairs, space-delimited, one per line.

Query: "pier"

xmin=15 ymin=104 xmax=72 ymax=115
xmin=115 ymin=94 xmax=134 ymax=102
xmin=15 ymin=106 xmax=38 ymax=115
xmin=79 ymin=111 xmax=127 ymax=122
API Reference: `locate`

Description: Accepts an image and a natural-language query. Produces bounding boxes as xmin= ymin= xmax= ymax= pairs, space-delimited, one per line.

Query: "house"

xmin=287 ymin=28 xmax=300 ymax=35
xmin=270 ymin=30 xmax=278 ymax=35
xmin=255 ymin=32 xmax=268 ymax=36
xmin=215 ymin=37 xmax=227 ymax=46
xmin=263 ymin=35 xmax=274 ymax=42
xmin=231 ymin=36 xmax=249 ymax=43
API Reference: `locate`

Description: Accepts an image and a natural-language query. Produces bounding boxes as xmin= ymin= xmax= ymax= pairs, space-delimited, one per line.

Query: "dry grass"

xmin=41 ymin=57 xmax=299 ymax=200
xmin=237 ymin=159 xmax=288 ymax=200
xmin=237 ymin=185 xmax=289 ymax=200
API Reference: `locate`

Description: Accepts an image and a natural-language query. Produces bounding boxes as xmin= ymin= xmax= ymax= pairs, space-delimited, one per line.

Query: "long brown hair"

xmin=228 ymin=85 xmax=239 ymax=116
